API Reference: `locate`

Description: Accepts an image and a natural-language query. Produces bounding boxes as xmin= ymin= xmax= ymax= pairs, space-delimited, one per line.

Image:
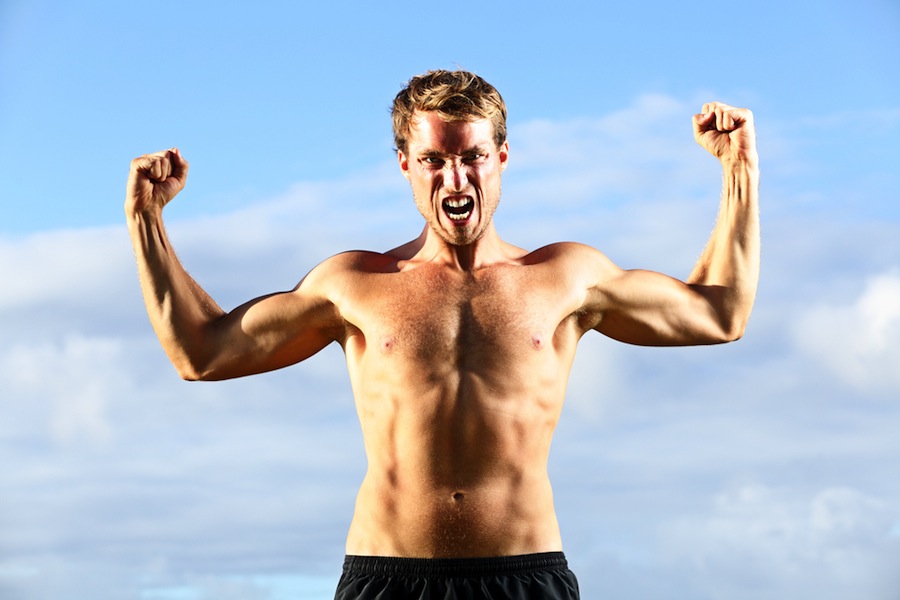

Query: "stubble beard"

xmin=414 ymin=184 xmax=502 ymax=248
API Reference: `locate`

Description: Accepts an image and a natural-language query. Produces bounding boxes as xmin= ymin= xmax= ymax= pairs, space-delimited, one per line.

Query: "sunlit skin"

xmin=125 ymin=102 xmax=759 ymax=558
xmin=399 ymin=112 xmax=508 ymax=255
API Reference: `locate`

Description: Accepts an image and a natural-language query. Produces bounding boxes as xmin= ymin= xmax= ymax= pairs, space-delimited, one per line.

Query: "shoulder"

xmin=296 ymin=250 xmax=400 ymax=296
xmin=308 ymin=250 xmax=398 ymax=277
xmin=524 ymin=242 xmax=622 ymax=280
xmin=525 ymin=241 xmax=601 ymax=260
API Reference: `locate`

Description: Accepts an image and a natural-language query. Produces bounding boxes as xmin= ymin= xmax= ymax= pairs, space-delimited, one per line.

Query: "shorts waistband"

xmin=342 ymin=552 xmax=569 ymax=578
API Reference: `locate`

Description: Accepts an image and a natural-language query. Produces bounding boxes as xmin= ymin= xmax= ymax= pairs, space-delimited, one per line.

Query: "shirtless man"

xmin=126 ymin=70 xmax=759 ymax=599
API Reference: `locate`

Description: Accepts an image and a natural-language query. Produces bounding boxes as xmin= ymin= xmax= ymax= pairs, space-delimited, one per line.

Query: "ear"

xmin=398 ymin=150 xmax=410 ymax=181
xmin=498 ymin=141 xmax=509 ymax=172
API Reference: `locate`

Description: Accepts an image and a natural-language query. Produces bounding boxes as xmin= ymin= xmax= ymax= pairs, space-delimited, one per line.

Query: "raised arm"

xmin=125 ymin=149 xmax=340 ymax=380
xmin=686 ymin=102 xmax=760 ymax=338
xmin=587 ymin=102 xmax=760 ymax=346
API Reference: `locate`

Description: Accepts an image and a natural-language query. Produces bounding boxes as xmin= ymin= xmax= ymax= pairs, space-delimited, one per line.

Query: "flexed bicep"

xmin=576 ymin=102 xmax=758 ymax=347
xmin=196 ymin=266 xmax=345 ymax=380
xmin=590 ymin=268 xmax=736 ymax=347
xmin=126 ymin=150 xmax=348 ymax=382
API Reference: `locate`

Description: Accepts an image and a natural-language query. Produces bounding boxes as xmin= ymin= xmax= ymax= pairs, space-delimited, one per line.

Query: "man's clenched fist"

xmin=125 ymin=148 xmax=189 ymax=216
xmin=692 ymin=103 xmax=758 ymax=168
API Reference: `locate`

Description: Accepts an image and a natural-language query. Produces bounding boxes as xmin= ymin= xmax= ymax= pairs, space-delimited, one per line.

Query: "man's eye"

xmin=423 ymin=157 xmax=444 ymax=166
xmin=463 ymin=154 xmax=484 ymax=163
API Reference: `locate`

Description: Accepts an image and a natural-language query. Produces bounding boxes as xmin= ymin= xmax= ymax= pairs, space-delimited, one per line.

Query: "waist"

xmin=342 ymin=552 xmax=570 ymax=577
xmin=347 ymin=471 xmax=561 ymax=557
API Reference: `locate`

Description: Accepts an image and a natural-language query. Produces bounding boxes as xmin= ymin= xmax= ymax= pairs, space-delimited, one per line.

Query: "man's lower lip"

xmin=444 ymin=210 xmax=473 ymax=225
xmin=441 ymin=203 xmax=475 ymax=224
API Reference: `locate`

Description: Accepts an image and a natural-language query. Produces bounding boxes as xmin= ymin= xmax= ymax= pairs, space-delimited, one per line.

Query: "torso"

xmin=325 ymin=243 xmax=595 ymax=558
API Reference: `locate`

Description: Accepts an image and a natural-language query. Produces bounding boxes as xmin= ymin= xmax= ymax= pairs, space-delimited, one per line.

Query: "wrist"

xmin=125 ymin=202 xmax=164 ymax=231
xmin=722 ymin=153 xmax=760 ymax=176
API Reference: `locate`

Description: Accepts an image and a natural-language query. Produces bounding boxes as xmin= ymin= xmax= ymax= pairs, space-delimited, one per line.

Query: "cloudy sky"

xmin=2 ymin=1 xmax=899 ymax=599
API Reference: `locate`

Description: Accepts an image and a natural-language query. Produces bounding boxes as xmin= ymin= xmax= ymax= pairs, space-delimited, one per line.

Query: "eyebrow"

xmin=418 ymin=145 xmax=490 ymax=157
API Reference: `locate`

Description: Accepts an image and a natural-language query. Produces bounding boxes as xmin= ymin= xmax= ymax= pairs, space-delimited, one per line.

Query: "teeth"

xmin=443 ymin=197 xmax=473 ymax=221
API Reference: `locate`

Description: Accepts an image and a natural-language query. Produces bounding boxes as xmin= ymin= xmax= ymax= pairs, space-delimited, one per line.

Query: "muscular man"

xmin=126 ymin=70 xmax=759 ymax=599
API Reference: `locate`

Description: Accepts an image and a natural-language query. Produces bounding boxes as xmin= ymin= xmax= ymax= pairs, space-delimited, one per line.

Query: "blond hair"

xmin=391 ymin=70 xmax=507 ymax=154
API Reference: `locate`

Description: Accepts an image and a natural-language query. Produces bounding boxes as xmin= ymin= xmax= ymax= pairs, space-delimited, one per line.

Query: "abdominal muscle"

xmin=346 ymin=465 xmax=562 ymax=558
xmin=337 ymin=255 xmax=581 ymax=558
xmin=343 ymin=362 xmax=567 ymax=558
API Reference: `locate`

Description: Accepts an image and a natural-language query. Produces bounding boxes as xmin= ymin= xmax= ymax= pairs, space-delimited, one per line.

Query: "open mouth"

xmin=442 ymin=197 xmax=474 ymax=221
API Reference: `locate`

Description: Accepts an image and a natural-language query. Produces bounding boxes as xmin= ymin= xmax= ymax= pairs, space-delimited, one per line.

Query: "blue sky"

xmin=2 ymin=1 xmax=900 ymax=599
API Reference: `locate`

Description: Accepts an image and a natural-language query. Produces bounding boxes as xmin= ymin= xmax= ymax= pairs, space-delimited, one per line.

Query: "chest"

xmin=344 ymin=265 xmax=574 ymax=365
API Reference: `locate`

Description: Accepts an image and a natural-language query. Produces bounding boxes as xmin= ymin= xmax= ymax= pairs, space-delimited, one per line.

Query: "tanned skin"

xmin=126 ymin=103 xmax=759 ymax=558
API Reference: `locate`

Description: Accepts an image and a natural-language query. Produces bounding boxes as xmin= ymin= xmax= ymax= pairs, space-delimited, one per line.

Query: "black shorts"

xmin=334 ymin=552 xmax=580 ymax=599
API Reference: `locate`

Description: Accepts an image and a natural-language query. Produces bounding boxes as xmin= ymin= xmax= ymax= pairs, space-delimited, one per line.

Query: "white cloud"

xmin=793 ymin=270 xmax=900 ymax=392
xmin=2 ymin=92 xmax=900 ymax=600
xmin=661 ymin=483 xmax=900 ymax=600
xmin=507 ymin=94 xmax=717 ymax=211
xmin=1 ymin=335 xmax=136 ymax=445
xmin=0 ymin=228 xmax=133 ymax=311
xmin=138 ymin=574 xmax=339 ymax=600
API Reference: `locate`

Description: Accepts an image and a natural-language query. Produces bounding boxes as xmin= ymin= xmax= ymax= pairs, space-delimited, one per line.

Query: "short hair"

xmin=391 ymin=70 xmax=507 ymax=155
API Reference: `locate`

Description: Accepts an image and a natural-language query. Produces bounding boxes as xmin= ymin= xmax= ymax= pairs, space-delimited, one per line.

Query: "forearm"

xmin=127 ymin=208 xmax=224 ymax=379
xmin=688 ymin=159 xmax=760 ymax=339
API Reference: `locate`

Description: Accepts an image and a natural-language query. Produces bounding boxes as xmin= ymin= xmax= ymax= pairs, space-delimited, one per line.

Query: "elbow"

xmin=714 ymin=318 xmax=749 ymax=344
xmin=174 ymin=357 xmax=238 ymax=382
xmin=157 ymin=329 xmax=226 ymax=381
xmin=171 ymin=354 xmax=215 ymax=381
xmin=178 ymin=368 xmax=202 ymax=382
xmin=174 ymin=362 xmax=204 ymax=381
xmin=693 ymin=310 xmax=749 ymax=345
xmin=721 ymin=329 xmax=745 ymax=344
xmin=692 ymin=286 xmax=756 ymax=345
xmin=704 ymin=296 xmax=754 ymax=344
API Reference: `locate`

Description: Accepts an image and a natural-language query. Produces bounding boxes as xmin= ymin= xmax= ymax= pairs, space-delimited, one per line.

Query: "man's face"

xmin=398 ymin=111 xmax=509 ymax=247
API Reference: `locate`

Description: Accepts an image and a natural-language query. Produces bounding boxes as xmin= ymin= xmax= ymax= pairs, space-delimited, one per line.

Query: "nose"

xmin=444 ymin=161 xmax=468 ymax=192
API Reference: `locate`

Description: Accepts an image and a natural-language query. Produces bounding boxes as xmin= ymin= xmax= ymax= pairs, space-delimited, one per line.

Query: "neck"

xmin=398 ymin=224 xmax=520 ymax=271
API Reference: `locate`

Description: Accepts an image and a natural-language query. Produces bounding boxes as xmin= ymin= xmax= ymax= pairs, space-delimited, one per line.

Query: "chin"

xmin=450 ymin=230 xmax=486 ymax=247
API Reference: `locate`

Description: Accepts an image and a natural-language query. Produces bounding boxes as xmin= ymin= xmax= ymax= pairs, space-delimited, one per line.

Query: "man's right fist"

xmin=125 ymin=148 xmax=189 ymax=216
